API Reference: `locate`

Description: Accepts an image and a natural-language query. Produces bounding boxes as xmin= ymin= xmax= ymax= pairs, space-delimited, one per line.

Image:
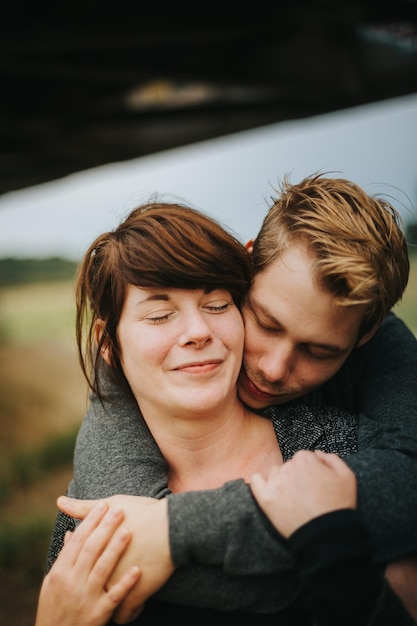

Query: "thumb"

xmin=57 ymin=495 xmax=99 ymax=519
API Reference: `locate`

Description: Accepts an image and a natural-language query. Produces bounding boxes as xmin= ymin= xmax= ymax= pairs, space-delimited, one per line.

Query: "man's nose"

xmin=259 ymin=341 xmax=295 ymax=383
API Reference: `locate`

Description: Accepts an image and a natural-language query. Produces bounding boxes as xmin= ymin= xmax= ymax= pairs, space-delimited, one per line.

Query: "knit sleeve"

xmin=288 ymin=509 xmax=416 ymax=626
xmin=342 ymin=313 xmax=417 ymax=562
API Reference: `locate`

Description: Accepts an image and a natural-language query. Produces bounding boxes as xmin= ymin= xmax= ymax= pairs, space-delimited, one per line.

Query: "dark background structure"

xmin=1 ymin=2 xmax=417 ymax=197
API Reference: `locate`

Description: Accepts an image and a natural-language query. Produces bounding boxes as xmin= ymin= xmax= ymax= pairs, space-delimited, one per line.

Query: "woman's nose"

xmin=180 ymin=312 xmax=212 ymax=347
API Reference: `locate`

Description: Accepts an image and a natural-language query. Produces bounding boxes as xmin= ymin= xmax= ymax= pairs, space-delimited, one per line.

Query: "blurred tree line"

xmin=0 ymin=257 xmax=78 ymax=286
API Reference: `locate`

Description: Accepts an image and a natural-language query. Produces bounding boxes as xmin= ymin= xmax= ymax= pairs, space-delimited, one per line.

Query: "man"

xmin=50 ymin=174 xmax=417 ymax=621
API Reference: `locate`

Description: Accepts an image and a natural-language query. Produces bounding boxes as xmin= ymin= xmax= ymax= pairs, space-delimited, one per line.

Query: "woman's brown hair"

xmin=76 ymin=201 xmax=252 ymax=402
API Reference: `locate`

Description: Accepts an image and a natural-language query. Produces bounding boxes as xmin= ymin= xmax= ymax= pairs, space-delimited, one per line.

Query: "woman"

xmin=40 ymin=200 xmax=405 ymax=625
xmin=75 ymin=201 xmax=281 ymax=489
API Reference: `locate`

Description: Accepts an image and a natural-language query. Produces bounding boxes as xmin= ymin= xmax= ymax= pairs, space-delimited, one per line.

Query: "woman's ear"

xmin=94 ymin=319 xmax=112 ymax=365
xmin=245 ymin=239 xmax=254 ymax=253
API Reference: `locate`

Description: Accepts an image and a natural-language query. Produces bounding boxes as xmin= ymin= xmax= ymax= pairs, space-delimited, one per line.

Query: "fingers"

xmin=89 ymin=523 xmax=134 ymax=590
xmin=62 ymin=502 xmax=142 ymax=598
xmin=250 ymin=451 xmax=357 ymax=535
xmin=57 ymin=495 xmax=98 ymax=519
xmin=249 ymin=473 xmax=267 ymax=503
xmin=37 ymin=501 xmax=143 ymax=626
xmin=313 ymin=449 xmax=344 ymax=468
xmin=288 ymin=450 xmax=349 ymax=474
xmin=313 ymin=450 xmax=356 ymax=479
xmin=289 ymin=449 xmax=323 ymax=468
xmin=59 ymin=500 xmax=128 ymax=580
xmin=250 ymin=468 xmax=284 ymax=520
xmin=250 ymin=466 xmax=281 ymax=496
xmin=73 ymin=505 xmax=129 ymax=583
xmin=63 ymin=530 xmax=73 ymax=546
xmin=249 ymin=472 xmax=266 ymax=491
xmin=105 ymin=567 xmax=141 ymax=608
xmin=58 ymin=500 xmax=110 ymax=567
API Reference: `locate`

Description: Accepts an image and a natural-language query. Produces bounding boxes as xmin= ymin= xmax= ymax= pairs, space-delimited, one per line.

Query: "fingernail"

xmin=119 ymin=527 xmax=130 ymax=540
xmin=110 ymin=505 xmax=123 ymax=517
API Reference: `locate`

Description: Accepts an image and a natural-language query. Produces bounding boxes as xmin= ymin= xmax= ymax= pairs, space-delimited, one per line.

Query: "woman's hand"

xmin=250 ymin=449 xmax=357 ymax=538
xmin=35 ymin=500 xmax=141 ymax=626
xmin=57 ymin=494 xmax=175 ymax=624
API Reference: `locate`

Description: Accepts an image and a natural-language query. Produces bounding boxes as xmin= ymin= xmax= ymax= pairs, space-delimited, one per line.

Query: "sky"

xmin=0 ymin=92 xmax=416 ymax=261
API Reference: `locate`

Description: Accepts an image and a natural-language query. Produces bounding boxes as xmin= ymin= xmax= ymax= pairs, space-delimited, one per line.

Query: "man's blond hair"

xmin=252 ymin=173 xmax=409 ymax=337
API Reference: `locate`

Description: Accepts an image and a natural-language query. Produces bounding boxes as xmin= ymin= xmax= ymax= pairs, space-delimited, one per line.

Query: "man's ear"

xmin=356 ymin=323 xmax=380 ymax=348
xmin=245 ymin=239 xmax=254 ymax=253
xmin=94 ymin=319 xmax=112 ymax=365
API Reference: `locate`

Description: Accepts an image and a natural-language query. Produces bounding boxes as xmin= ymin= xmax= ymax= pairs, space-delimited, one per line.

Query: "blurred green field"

xmin=0 ymin=278 xmax=86 ymax=626
xmin=0 ymin=280 xmax=76 ymax=344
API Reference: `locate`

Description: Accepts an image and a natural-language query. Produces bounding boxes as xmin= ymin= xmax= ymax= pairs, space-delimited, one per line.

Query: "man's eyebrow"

xmin=247 ymin=297 xmax=280 ymax=326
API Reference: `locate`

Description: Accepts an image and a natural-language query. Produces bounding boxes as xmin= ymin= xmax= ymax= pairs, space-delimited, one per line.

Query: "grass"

xmin=0 ymin=278 xmax=87 ymax=624
xmin=0 ymin=280 xmax=76 ymax=344
xmin=0 ymin=518 xmax=52 ymax=575
xmin=0 ymin=428 xmax=78 ymax=503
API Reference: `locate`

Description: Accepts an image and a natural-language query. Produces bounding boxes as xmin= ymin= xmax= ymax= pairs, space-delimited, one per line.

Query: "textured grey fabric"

xmin=45 ymin=312 xmax=417 ymax=616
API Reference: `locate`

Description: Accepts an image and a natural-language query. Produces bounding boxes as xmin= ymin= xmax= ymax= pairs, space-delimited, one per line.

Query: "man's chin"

xmin=237 ymin=380 xmax=283 ymax=409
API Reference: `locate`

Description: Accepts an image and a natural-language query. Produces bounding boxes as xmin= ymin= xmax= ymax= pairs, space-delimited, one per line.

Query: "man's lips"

xmin=240 ymin=370 xmax=277 ymax=400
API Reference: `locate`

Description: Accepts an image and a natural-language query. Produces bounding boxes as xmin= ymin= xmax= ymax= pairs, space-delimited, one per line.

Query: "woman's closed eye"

xmin=145 ymin=310 xmax=175 ymax=324
xmin=203 ymin=301 xmax=233 ymax=314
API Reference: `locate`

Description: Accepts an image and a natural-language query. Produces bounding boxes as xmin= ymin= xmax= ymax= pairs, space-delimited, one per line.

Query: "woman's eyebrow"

xmin=145 ymin=293 xmax=170 ymax=302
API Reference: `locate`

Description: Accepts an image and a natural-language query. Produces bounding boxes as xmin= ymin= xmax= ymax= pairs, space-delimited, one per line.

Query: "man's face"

xmin=237 ymin=243 xmax=366 ymax=409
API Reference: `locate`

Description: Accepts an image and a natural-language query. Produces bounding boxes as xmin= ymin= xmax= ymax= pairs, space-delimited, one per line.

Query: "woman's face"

xmin=115 ymin=284 xmax=244 ymax=420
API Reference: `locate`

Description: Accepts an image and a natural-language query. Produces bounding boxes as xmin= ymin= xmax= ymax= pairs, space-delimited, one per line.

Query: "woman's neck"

xmin=142 ymin=399 xmax=283 ymax=493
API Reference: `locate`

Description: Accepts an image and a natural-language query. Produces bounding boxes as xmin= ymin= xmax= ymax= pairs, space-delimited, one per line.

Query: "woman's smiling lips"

xmin=173 ymin=359 xmax=223 ymax=373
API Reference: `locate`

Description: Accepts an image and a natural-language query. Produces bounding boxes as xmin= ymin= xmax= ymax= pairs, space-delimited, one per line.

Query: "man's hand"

xmin=250 ymin=450 xmax=357 ymax=538
xmin=58 ymin=495 xmax=175 ymax=624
